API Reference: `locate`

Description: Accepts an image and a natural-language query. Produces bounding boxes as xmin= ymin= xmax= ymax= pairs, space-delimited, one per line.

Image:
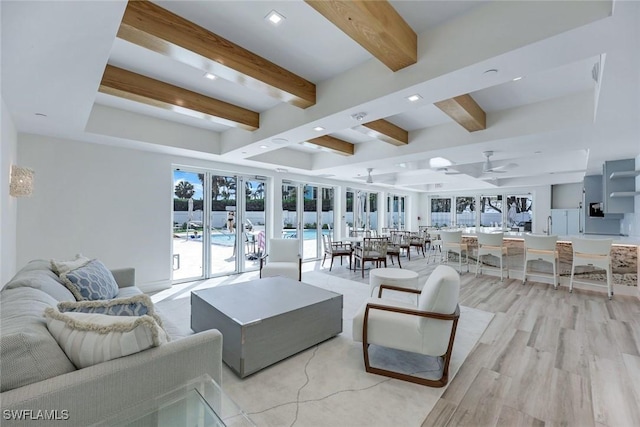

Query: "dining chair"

xmin=353 ymin=237 xmax=388 ymax=278
xmin=321 ymin=234 xmax=353 ymax=271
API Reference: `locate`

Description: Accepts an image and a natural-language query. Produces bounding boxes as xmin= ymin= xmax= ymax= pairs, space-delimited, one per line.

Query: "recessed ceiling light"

xmin=313 ymin=126 xmax=325 ymax=132
xmin=407 ymin=94 xmax=422 ymax=102
xmin=265 ymin=10 xmax=285 ymax=25
xmin=351 ymin=112 xmax=367 ymax=121
xmin=259 ymin=145 xmax=269 ymax=149
xmin=203 ymin=72 xmax=217 ymax=80
xmin=397 ymin=162 xmax=407 ymax=168
xmin=512 ymin=76 xmax=523 ymax=81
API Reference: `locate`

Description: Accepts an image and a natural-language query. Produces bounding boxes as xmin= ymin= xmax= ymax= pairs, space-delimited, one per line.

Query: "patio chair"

xmin=322 ymin=234 xmax=353 ymax=271
xmin=260 ymin=238 xmax=302 ymax=281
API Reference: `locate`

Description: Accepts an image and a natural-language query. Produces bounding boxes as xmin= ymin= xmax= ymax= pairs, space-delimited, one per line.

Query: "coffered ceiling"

xmin=2 ymin=0 xmax=639 ymax=193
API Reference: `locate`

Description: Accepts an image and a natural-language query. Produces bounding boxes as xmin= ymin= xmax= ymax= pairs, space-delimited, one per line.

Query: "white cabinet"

xmin=551 ymin=209 xmax=581 ymax=235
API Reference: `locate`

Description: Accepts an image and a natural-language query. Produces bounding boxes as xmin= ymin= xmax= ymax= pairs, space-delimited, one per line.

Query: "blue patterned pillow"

xmin=61 ymin=259 xmax=119 ymax=301
xmin=57 ymin=295 xmax=152 ymax=317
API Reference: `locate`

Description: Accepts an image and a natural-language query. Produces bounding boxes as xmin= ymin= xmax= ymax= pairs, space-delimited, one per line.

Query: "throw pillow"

xmin=60 ymin=259 xmax=119 ymax=301
xmin=50 ymin=254 xmax=91 ymax=275
xmin=43 ymin=308 xmax=168 ymax=369
xmin=57 ymin=294 xmax=164 ymax=327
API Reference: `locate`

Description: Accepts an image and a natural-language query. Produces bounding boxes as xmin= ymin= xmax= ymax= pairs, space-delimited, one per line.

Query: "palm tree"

xmin=174 ymin=180 xmax=195 ymax=199
xmin=254 ymin=182 xmax=265 ymax=200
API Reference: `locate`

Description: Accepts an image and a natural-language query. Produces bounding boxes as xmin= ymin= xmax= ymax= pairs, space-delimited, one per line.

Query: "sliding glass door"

xmin=172 ymin=168 xmax=267 ymax=283
xmin=282 ymin=182 xmax=334 ymax=260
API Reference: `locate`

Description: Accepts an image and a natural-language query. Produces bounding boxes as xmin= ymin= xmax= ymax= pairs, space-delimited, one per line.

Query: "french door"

xmin=172 ymin=168 xmax=267 ymax=283
xmin=282 ymin=181 xmax=334 ymax=261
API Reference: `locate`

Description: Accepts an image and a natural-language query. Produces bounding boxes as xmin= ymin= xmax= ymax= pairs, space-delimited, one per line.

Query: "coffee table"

xmin=191 ymin=277 xmax=343 ymax=378
xmin=96 ymin=374 xmax=254 ymax=426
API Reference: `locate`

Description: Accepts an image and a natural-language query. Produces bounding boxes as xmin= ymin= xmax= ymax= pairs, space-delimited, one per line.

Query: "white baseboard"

xmin=139 ymin=280 xmax=172 ymax=294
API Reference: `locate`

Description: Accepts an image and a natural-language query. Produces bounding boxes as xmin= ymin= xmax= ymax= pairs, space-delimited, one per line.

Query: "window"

xmin=455 ymin=196 xmax=476 ymax=227
xmin=506 ymin=194 xmax=533 ymax=230
xmin=480 ymin=195 xmax=503 ymax=227
xmin=430 ymin=197 xmax=451 ymax=227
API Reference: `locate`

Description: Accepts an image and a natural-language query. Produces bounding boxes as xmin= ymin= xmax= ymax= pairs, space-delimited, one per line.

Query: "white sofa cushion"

xmin=260 ymin=262 xmax=300 ymax=281
xmin=0 ymin=288 xmax=75 ymax=392
xmin=2 ymin=259 xmax=76 ymax=302
xmin=44 ymin=308 xmax=168 ymax=369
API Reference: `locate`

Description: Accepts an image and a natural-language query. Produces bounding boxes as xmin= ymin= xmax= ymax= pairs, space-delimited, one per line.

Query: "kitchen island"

xmin=431 ymin=228 xmax=639 ymax=294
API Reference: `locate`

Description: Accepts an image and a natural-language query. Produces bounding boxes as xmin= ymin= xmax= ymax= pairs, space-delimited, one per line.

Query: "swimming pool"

xmin=282 ymin=230 xmax=331 ymax=239
xmin=188 ymin=229 xmax=329 ymax=246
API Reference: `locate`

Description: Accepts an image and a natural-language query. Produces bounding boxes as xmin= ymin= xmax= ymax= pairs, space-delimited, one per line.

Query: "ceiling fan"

xmin=482 ymin=151 xmax=517 ymax=174
xmin=366 ymin=168 xmax=373 ymax=183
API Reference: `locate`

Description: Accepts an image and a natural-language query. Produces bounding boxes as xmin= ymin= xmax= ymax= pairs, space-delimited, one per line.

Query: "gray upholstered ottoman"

xmin=191 ymin=277 xmax=342 ymax=377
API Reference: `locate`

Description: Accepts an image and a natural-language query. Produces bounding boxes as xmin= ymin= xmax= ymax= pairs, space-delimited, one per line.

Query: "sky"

xmin=173 ymin=170 xmax=203 ymax=200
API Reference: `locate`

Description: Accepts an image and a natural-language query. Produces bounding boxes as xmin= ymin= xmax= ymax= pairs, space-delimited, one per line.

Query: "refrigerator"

xmin=550 ymin=209 xmax=581 ymax=235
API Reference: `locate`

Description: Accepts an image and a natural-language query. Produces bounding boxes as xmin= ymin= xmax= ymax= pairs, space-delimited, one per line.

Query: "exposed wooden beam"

xmin=357 ymin=119 xmax=409 ymax=146
xmin=305 ymin=0 xmax=417 ymax=71
xmin=434 ymin=94 xmax=486 ymax=132
xmin=307 ymin=135 xmax=354 ymax=156
xmin=99 ymin=65 xmax=259 ymax=131
xmin=118 ymin=0 xmax=316 ymax=108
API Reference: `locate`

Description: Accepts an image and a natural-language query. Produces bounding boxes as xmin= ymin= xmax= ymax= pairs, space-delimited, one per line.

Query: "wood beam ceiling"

xmin=305 ymin=0 xmax=417 ymax=71
xmin=99 ymin=65 xmax=260 ymax=131
xmin=118 ymin=0 xmax=316 ymax=108
xmin=357 ymin=119 xmax=409 ymax=146
xmin=307 ymin=135 xmax=354 ymax=156
xmin=434 ymin=94 xmax=486 ymax=132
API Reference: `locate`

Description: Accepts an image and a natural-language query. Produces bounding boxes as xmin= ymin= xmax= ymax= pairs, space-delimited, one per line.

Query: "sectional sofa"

xmin=0 ymin=260 xmax=222 ymax=426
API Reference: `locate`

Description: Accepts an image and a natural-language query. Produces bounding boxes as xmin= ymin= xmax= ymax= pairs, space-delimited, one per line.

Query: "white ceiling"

xmin=2 ymin=0 xmax=639 ymax=194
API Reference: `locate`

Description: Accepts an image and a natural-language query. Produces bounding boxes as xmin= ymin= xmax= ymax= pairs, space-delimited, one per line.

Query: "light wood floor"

xmin=317 ymin=250 xmax=640 ymax=427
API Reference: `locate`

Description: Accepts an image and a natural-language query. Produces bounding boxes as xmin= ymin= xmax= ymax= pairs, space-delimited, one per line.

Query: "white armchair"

xmin=352 ymin=265 xmax=461 ymax=387
xmin=259 ymin=238 xmax=302 ymax=281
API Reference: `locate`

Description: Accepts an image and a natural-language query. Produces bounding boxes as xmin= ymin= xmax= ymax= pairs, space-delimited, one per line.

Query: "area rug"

xmin=154 ymin=271 xmax=494 ymax=427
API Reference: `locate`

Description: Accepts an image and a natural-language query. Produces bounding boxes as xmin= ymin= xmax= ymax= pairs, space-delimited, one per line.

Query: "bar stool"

xmin=475 ymin=232 xmax=508 ymax=281
xmin=522 ymin=234 xmax=559 ymax=289
xmin=441 ymin=230 xmax=469 ymax=273
xmin=426 ymin=233 xmax=442 ymax=264
xmin=569 ymin=238 xmax=613 ymax=299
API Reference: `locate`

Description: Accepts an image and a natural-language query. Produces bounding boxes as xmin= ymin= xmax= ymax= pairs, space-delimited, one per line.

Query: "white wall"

xmin=17 ymin=134 xmax=420 ymax=290
xmin=17 ymin=134 xmax=172 ymax=291
xmin=1 ymin=98 xmax=18 ymax=284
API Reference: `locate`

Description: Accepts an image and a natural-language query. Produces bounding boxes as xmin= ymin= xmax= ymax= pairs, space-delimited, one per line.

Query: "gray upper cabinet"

xmin=602 ymin=159 xmax=636 ymax=213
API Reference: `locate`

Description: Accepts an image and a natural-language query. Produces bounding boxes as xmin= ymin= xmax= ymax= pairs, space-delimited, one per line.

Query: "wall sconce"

xmin=9 ymin=165 xmax=35 ymax=197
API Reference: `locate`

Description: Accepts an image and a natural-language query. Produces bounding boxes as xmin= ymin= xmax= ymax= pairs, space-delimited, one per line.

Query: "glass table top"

xmin=94 ymin=375 xmax=254 ymax=427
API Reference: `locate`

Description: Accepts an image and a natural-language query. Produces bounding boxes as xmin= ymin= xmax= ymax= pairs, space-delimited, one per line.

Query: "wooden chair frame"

xmin=362 ymin=287 xmax=460 ymax=387
xmin=322 ymin=234 xmax=353 ymax=271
